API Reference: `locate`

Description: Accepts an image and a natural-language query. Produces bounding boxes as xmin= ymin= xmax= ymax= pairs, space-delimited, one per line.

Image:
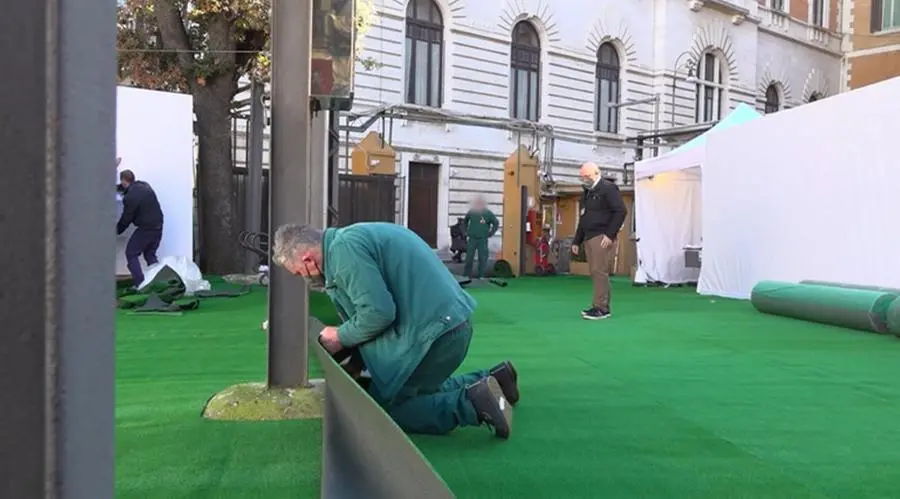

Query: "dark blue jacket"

xmin=117 ymin=181 xmax=164 ymax=234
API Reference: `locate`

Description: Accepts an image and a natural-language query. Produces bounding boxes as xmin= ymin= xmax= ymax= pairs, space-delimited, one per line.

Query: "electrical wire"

xmin=117 ymin=48 xmax=266 ymax=54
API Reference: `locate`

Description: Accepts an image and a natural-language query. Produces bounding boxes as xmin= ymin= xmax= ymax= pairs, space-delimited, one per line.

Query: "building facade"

xmin=842 ymin=0 xmax=900 ymax=88
xmin=340 ymin=0 xmax=843 ymax=252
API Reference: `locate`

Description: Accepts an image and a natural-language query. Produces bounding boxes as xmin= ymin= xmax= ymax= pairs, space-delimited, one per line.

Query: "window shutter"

xmin=871 ymin=0 xmax=883 ymax=32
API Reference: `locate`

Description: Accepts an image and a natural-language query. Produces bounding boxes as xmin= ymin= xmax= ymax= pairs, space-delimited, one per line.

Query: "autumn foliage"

xmin=116 ymin=0 xmax=373 ymax=273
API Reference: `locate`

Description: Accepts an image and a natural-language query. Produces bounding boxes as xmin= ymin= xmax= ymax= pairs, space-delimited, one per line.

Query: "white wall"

xmin=231 ymin=0 xmax=842 ymax=253
xmin=116 ymin=87 xmax=194 ymax=276
xmin=330 ymin=0 xmax=844 ymax=252
xmin=756 ymin=30 xmax=841 ymax=109
xmin=699 ymin=77 xmax=900 ymax=299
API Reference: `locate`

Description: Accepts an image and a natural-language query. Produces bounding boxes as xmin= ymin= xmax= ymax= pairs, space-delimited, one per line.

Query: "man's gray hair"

xmin=272 ymin=224 xmax=323 ymax=267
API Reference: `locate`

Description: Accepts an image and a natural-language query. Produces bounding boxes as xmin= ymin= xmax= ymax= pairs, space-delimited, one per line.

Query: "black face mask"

xmin=303 ymin=260 xmax=326 ymax=292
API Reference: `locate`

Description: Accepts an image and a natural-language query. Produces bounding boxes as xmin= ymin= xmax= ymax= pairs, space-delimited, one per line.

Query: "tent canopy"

xmin=634 ymin=103 xmax=762 ymax=179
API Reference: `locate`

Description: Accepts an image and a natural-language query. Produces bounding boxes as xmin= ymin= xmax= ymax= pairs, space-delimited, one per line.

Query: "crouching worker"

xmin=272 ymin=222 xmax=519 ymax=439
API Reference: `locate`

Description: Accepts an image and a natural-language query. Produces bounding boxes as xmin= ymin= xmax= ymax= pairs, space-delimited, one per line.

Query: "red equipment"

xmin=533 ymin=234 xmax=555 ymax=275
xmin=525 ymin=208 xmax=538 ymax=247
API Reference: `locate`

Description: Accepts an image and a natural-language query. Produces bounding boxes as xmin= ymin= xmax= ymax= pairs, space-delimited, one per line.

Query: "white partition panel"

xmin=699 ymin=77 xmax=900 ymax=299
xmin=115 ymin=87 xmax=194 ymax=276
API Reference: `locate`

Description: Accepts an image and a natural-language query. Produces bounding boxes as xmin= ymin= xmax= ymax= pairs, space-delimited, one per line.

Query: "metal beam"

xmin=327 ymin=110 xmax=341 ymax=227
xmin=309 ymin=108 xmax=329 ymax=229
xmin=310 ymin=318 xmax=455 ymax=499
xmin=0 ymin=0 xmax=116 ymax=497
xmin=244 ymin=80 xmax=265 ymax=274
xmin=268 ymin=0 xmax=312 ymax=388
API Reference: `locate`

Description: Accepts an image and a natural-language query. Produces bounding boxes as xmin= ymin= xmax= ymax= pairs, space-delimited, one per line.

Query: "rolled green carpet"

xmin=799 ymin=279 xmax=900 ymax=294
xmin=751 ymin=281 xmax=898 ymax=334
xmin=887 ymin=298 xmax=900 ymax=337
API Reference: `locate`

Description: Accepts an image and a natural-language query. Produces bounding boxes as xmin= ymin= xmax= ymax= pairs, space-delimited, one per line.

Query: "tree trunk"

xmin=194 ymin=76 xmax=239 ymax=274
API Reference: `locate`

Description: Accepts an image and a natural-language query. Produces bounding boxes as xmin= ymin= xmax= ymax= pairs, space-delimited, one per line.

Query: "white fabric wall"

xmin=634 ymin=168 xmax=702 ymax=284
xmin=116 ymin=87 xmax=194 ymax=276
xmin=699 ymin=77 xmax=900 ymax=299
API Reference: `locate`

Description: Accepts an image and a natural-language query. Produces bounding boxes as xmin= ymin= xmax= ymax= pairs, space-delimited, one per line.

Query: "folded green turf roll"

xmin=799 ymin=280 xmax=900 ymax=294
xmin=750 ymin=281 xmax=898 ymax=334
xmin=887 ymin=298 xmax=900 ymax=337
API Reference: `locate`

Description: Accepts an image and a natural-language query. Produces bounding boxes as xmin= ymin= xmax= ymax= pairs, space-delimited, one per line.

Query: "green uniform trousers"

xmin=463 ymin=236 xmax=489 ymax=278
xmin=378 ymin=322 xmax=488 ymax=435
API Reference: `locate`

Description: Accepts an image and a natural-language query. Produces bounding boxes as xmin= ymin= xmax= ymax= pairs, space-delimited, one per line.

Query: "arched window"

xmin=405 ymin=0 xmax=443 ymax=107
xmin=808 ymin=92 xmax=821 ymax=102
xmin=595 ymin=43 xmax=621 ymax=134
xmin=510 ymin=21 xmax=541 ymax=121
xmin=695 ymin=52 xmax=726 ymax=123
xmin=764 ymin=84 xmax=780 ymax=114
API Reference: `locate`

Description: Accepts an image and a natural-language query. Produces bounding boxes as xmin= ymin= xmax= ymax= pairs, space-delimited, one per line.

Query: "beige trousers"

xmin=584 ymin=235 xmax=614 ymax=310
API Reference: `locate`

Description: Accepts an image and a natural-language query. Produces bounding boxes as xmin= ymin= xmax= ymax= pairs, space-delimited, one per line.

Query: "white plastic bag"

xmin=137 ymin=256 xmax=211 ymax=295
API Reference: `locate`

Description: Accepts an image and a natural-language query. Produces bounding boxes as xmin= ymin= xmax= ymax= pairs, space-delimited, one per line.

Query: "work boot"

xmin=490 ymin=361 xmax=519 ymax=405
xmin=466 ymin=376 xmax=513 ymax=439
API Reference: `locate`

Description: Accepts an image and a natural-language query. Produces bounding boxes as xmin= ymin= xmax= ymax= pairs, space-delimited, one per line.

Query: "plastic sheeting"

xmin=137 ymin=256 xmax=211 ymax=295
xmin=750 ymin=281 xmax=897 ymax=334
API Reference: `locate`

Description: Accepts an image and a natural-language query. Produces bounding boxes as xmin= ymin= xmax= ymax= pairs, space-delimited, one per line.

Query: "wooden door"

xmin=407 ymin=162 xmax=440 ymax=247
xmin=614 ymin=191 xmax=636 ymax=276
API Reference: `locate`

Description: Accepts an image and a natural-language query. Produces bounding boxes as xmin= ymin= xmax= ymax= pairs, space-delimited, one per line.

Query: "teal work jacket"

xmin=322 ymin=223 xmax=475 ymax=403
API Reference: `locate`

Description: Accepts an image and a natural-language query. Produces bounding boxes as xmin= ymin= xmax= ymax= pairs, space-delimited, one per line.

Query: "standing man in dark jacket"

xmin=117 ymin=169 xmax=164 ymax=286
xmin=463 ymin=196 xmax=499 ymax=279
xmin=571 ymin=162 xmax=626 ymax=320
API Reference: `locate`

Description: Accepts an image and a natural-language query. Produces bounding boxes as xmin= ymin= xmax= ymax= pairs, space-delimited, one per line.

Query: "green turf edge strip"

xmin=309 ymin=317 xmax=455 ymax=499
xmin=751 ymin=281 xmax=898 ymax=334
xmin=800 ymin=280 xmax=900 ymax=294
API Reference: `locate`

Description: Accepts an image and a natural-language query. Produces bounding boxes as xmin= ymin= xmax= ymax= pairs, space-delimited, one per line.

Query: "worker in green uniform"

xmin=271 ymin=222 xmax=519 ymax=439
xmin=463 ymin=196 xmax=499 ymax=279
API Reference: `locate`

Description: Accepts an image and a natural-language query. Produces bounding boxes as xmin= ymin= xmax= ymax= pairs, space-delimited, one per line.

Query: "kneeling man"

xmin=272 ymin=222 xmax=519 ymax=439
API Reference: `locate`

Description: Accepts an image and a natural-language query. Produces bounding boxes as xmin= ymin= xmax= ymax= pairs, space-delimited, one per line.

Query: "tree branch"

xmin=152 ymin=0 xmax=194 ymax=73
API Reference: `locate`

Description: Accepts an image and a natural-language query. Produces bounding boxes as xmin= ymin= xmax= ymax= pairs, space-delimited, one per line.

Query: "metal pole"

xmin=328 ymin=111 xmax=341 ymax=227
xmin=653 ymin=95 xmax=660 ymax=157
xmin=244 ymin=80 xmax=265 ymax=274
xmin=268 ymin=0 xmax=312 ymax=388
xmin=671 ymin=51 xmax=693 ymax=127
xmin=1 ymin=0 xmax=116 ymax=496
xmin=309 ymin=108 xmax=329 ymax=229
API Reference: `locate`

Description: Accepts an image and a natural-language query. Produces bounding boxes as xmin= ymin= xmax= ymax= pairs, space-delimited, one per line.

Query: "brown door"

xmin=407 ymin=162 xmax=440 ymax=247
xmin=614 ymin=191 xmax=636 ymax=276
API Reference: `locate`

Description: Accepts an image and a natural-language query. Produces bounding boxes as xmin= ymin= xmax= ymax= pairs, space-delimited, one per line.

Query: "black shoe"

xmin=466 ymin=376 xmax=513 ymax=439
xmin=489 ymin=361 xmax=519 ymax=405
xmin=582 ymin=308 xmax=611 ymax=320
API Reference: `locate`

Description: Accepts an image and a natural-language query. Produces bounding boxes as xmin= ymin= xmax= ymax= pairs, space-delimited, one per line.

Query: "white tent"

xmin=698 ymin=77 xmax=900 ymax=299
xmin=633 ymin=103 xmax=762 ymax=285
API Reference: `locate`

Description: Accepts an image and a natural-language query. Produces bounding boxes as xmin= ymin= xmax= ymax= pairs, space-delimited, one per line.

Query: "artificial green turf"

xmin=116 ymin=289 xmax=325 ymax=499
xmin=117 ymin=277 xmax=900 ymax=498
xmin=415 ymin=277 xmax=900 ymax=498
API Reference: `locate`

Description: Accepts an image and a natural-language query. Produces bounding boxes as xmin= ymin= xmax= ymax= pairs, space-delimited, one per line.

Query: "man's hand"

xmin=600 ymin=235 xmax=613 ymax=249
xmin=319 ymin=326 xmax=342 ymax=354
xmin=571 ymin=244 xmax=579 ymax=256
